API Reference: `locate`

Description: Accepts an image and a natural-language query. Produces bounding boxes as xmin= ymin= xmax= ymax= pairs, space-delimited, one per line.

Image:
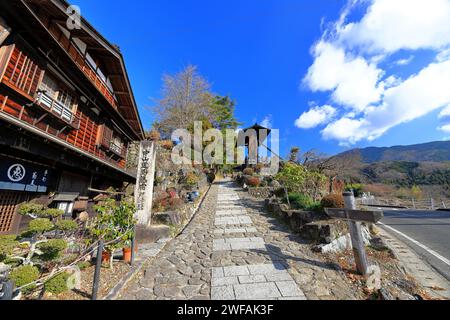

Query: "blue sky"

xmin=74 ymin=0 xmax=450 ymax=157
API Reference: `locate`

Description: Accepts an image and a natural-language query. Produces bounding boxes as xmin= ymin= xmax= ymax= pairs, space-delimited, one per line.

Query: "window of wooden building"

xmin=37 ymin=72 xmax=78 ymax=123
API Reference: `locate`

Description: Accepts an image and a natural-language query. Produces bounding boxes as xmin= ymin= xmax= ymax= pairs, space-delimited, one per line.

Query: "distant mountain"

xmin=333 ymin=141 xmax=450 ymax=187
xmin=338 ymin=141 xmax=450 ymax=164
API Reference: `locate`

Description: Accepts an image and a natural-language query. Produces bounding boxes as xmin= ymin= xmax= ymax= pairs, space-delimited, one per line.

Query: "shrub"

xmin=77 ymin=261 xmax=91 ymax=270
xmin=19 ymin=203 xmax=44 ymax=217
xmin=41 ymin=208 xmax=65 ymax=219
xmin=287 ymin=193 xmax=314 ymax=210
xmin=38 ymin=239 xmax=67 ymax=261
xmin=0 ymin=235 xmax=18 ymax=261
xmin=346 ymin=184 xmax=364 ymax=197
xmin=254 ymin=163 xmax=265 ymax=173
xmin=148 ymin=130 xmax=161 ymax=141
xmin=28 ymin=218 xmax=54 ymax=234
xmin=275 ymin=162 xmax=327 ymax=199
xmin=243 ymin=168 xmax=254 ymax=176
xmin=246 ymin=176 xmax=261 ymax=187
xmin=9 ymin=265 xmax=39 ymax=293
xmin=320 ymin=194 xmax=345 ymax=209
xmin=307 ymin=202 xmax=324 ymax=213
xmin=185 ymin=172 xmax=199 ymax=186
xmin=55 ymin=220 xmax=79 ymax=232
xmin=160 ymin=140 xmax=174 ymax=150
xmin=44 ymin=272 xmax=70 ymax=294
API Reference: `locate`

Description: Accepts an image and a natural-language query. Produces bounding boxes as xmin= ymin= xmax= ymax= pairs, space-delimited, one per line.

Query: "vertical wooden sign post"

xmin=134 ymin=141 xmax=157 ymax=226
xmin=343 ymin=191 xmax=369 ymax=276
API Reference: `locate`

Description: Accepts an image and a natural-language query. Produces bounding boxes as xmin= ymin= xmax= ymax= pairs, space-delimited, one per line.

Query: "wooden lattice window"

xmin=0 ymin=191 xmax=27 ymax=234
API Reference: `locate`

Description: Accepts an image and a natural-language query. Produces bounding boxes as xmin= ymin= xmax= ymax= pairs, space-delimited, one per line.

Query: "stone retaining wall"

xmin=248 ymin=187 xmax=272 ymax=199
xmin=264 ymin=198 xmax=348 ymax=244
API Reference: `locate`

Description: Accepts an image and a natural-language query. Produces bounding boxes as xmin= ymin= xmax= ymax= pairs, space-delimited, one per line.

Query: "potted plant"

xmin=89 ymin=199 xmax=137 ymax=268
xmin=122 ymin=240 xmax=135 ymax=264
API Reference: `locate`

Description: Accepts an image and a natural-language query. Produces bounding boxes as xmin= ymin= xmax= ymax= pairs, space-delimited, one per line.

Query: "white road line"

xmin=379 ymin=222 xmax=450 ymax=267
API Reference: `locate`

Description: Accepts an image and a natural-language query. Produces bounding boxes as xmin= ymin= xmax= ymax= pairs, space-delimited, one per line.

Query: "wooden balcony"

xmin=110 ymin=141 xmax=127 ymax=159
xmin=35 ymin=91 xmax=80 ymax=129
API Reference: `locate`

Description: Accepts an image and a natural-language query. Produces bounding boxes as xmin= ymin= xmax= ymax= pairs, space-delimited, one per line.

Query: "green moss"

xmin=44 ymin=272 xmax=70 ymax=294
xmin=9 ymin=265 xmax=40 ymax=294
xmin=55 ymin=220 xmax=78 ymax=232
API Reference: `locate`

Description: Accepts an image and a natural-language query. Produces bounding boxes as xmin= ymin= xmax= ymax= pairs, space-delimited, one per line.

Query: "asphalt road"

xmin=379 ymin=210 xmax=450 ymax=281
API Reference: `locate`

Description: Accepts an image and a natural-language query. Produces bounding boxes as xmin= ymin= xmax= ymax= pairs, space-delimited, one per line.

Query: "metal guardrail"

xmin=357 ymin=197 xmax=450 ymax=210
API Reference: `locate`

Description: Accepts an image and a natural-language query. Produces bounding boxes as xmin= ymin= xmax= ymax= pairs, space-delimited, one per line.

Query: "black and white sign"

xmin=134 ymin=141 xmax=156 ymax=225
xmin=0 ymin=157 xmax=51 ymax=193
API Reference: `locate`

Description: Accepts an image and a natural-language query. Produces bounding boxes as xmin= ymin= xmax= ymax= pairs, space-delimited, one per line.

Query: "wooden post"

xmin=91 ymin=240 xmax=104 ymax=300
xmin=343 ymin=191 xmax=369 ymax=276
xmin=130 ymin=226 xmax=136 ymax=266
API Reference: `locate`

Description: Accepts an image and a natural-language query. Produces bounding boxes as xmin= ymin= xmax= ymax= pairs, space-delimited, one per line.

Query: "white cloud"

xmin=300 ymin=0 xmax=450 ymax=145
xmin=304 ymin=41 xmax=383 ymax=111
xmin=439 ymin=105 xmax=450 ymax=118
xmin=338 ymin=0 xmax=450 ymax=53
xmin=295 ymin=105 xmax=337 ymax=129
xmin=439 ymin=124 xmax=450 ymax=133
xmin=322 ymin=118 xmax=368 ymax=144
xmin=437 ymin=48 xmax=450 ymax=62
xmin=395 ymin=56 xmax=414 ymax=66
xmin=324 ymin=59 xmax=450 ymax=144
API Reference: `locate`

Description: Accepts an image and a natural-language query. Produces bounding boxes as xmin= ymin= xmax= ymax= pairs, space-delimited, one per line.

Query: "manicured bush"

xmin=28 ymin=218 xmax=54 ymax=234
xmin=0 ymin=235 xmax=18 ymax=261
xmin=38 ymin=239 xmax=67 ymax=261
xmin=243 ymin=168 xmax=254 ymax=176
xmin=55 ymin=220 xmax=79 ymax=232
xmin=287 ymin=193 xmax=314 ymax=210
xmin=320 ymin=194 xmax=345 ymax=209
xmin=9 ymin=265 xmax=39 ymax=293
xmin=19 ymin=203 xmax=44 ymax=217
xmin=246 ymin=176 xmax=261 ymax=187
xmin=44 ymin=272 xmax=70 ymax=294
xmin=41 ymin=208 xmax=65 ymax=219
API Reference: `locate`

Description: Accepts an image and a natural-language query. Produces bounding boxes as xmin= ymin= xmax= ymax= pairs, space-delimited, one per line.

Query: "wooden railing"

xmin=35 ymin=91 xmax=80 ymax=129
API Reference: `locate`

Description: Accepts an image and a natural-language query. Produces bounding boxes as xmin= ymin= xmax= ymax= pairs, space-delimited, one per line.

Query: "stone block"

xmin=152 ymin=211 xmax=182 ymax=226
xmin=135 ymin=224 xmax=171 ymax=244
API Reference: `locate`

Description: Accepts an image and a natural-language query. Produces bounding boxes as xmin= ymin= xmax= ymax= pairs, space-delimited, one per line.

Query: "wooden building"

xmin=0 ymin=0 xmax=145 ymax=234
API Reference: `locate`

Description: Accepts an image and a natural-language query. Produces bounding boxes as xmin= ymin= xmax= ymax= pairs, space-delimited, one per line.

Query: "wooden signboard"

xmin=325 ymin=208 xmax=384 ymax=223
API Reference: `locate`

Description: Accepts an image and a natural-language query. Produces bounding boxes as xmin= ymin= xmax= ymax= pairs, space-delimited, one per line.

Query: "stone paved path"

xmin=119 ymin=180 xmax=361 ymax=300
xmin=211 ymin=183 xmax=306 ymax=300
